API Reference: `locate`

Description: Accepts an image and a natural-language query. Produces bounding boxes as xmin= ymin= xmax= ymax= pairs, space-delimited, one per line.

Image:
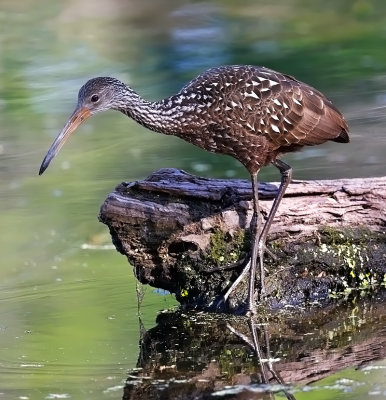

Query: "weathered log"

xmin=99 ymin=168 xmax=386 ymax=312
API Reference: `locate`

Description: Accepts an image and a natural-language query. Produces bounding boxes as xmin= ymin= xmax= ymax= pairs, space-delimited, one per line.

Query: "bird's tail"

xmin=332 ymin=127 xmax=349 ymax=143
xmin=325 ymin=101 xmax=350 ymax=143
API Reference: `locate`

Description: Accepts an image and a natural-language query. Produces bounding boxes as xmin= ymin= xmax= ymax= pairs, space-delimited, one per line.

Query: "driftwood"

xmin=99 ymin=168 xmax=386 ymax=312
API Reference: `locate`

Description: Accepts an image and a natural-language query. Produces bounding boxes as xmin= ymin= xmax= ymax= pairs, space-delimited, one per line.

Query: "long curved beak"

xmin=39 ymin=106 xmax=91 ymax=175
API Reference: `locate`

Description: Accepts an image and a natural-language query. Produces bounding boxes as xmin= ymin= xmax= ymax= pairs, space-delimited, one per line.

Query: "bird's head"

xmin=39 ymin=77 xmax=127 ymax=175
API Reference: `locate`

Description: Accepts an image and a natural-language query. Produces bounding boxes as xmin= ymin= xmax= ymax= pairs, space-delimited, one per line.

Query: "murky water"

xmin=1 ymin=1 xmax=385 ymax=399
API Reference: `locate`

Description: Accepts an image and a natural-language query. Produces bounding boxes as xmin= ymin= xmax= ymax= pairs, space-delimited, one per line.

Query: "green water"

xmin=1 ymin=0 xmax=385 ymax=399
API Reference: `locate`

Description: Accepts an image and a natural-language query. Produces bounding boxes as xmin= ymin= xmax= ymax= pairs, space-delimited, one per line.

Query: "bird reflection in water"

xmin=227 ymin=319 xmax=297 ymax=400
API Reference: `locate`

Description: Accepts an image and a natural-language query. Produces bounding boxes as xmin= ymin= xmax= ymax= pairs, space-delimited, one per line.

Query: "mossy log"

xmin=99 ymin=168 xmax=386 ymax=313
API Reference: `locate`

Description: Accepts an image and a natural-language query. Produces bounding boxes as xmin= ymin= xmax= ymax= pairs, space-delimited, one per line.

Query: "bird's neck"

xmin=117 ymin=87 xmax=186 ymax=136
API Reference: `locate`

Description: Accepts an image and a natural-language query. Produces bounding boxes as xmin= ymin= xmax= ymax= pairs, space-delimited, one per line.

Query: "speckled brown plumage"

xmin=152 ymin=65 xmax=349 ymax=173
xmin=39 ymin=65 xmax=349 ymax=315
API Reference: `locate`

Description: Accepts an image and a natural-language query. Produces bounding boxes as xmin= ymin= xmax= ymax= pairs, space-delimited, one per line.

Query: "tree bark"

xmin=99 ymin=168 xmax=386 ymax=312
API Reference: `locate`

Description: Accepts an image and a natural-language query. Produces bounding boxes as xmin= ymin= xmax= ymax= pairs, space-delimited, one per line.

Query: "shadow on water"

xmin=123 ymin=290 xmax=386 ymax=399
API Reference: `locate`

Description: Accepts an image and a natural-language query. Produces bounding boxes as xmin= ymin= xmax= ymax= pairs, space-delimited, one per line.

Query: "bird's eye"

xmin=91 ymin=94 xmax=99 ymax=103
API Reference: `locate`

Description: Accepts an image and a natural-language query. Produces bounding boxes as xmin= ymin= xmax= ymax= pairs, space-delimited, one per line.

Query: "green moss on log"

xmin=209 ymin=228 xmax=248 ymax=266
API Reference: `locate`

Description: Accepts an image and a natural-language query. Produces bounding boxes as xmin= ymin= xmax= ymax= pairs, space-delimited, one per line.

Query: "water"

xmin=1 ymin=1 xmax=385 ymax=399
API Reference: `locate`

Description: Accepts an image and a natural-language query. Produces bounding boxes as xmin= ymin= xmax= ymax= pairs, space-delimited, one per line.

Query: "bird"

xmin=39 ymin=65 xmax=349 ymax=315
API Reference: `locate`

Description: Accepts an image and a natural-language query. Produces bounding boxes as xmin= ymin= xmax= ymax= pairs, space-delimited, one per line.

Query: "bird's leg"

xmin=257 ymin=159 xmax=292 ymax=295
xmin=222 ymin=162 xmax=291 ymax=314
xmin=220 ymin=171 xmax=261 ymax=311
xmin=245 ymin=172 xmax=262 ymax=315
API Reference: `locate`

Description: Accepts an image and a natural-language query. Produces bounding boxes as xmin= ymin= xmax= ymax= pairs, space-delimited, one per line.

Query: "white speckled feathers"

xmin=167 ymin=65 xmax=348 ymax=149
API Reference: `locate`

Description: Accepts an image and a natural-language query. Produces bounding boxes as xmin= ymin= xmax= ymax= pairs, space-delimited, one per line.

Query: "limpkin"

xmin=39 ymin=65 xmax=349 ymax=315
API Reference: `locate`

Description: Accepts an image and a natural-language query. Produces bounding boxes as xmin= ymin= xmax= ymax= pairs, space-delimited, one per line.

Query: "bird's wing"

xmin=259 ymin=72 xmax=349 ymax=147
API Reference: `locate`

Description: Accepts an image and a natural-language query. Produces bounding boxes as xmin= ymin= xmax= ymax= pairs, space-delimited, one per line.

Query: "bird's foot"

xmin=213 ymin=240 xmax=272 ymax=314
xmin=215 ymin=260 xmax=261 ymax=316
xmin=206 ymin=245 xmax=275 ymax=275
xmin=222 ymin=260 xmax=251 ymax=304
xmin=213 ymin=260 xmax=250 ymax=313
xmin=205 ymin=256 xmax=247 ymax=273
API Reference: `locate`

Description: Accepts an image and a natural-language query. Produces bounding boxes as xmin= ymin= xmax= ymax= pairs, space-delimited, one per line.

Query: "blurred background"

xmin=0 ymin=0 xmax=385 ymax=398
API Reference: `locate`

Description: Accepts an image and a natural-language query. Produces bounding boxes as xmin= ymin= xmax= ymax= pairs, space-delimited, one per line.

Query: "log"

xmin=99 ymin=168 xmax=386 ymax=313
